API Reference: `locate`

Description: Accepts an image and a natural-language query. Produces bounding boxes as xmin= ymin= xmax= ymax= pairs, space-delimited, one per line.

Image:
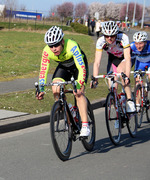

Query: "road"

xmin=0 ymin=108 xmax=150 ymax=180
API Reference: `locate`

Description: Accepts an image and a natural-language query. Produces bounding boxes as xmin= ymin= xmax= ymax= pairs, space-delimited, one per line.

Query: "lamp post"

xmin=132 ymin=0 xmax=136 ymax=27
xmin=141 ymin=0 xmax=145 ymax=29
xmin=125 ymin=0 xmax=129 ymax=26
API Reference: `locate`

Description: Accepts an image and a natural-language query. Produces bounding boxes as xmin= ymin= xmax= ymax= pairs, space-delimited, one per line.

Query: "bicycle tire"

xmin=81 ymin=98 xmax=96 ymax=151
xmin=105 ymin=92 xmax=121 ymax=145
xmin=146 ymin=88 xmax=150 ymax=122
xmin=134 ymin=84 xmax=144 ymax=128
xmin=126 ymin=113 xmax=137 ymax=138
xmin=50 ymin=100 xmax=72 ymax=161
xmin=126 ymin=92 xmax=137 ymax=138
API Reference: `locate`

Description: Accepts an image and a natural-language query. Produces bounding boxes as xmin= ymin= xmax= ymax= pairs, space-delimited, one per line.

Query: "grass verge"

xmin=0 ymin=30 xmax=95 ymax=81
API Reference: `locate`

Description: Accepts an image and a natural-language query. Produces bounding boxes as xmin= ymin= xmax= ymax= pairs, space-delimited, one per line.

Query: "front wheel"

xmin=81 ymin=98 xmax=96 ymax=151
xmin=134 ymin=84 xmax=144 ymax=128
xmin=105 ymin=92 xmax=121 ymax=145
xmin=126 ymin=112 xmax=137 ymax=138
xmin=50 ymin=100 xmax=72 ymax=161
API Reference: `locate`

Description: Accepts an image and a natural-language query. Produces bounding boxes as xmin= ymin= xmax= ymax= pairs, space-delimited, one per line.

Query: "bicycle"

xmin=35 ymin=77 xmax=96 ymax=161
xmin=131 ymin=68 xmax=150 ymax=128
xmin=91 ymin=72 xmax=137 ymax=145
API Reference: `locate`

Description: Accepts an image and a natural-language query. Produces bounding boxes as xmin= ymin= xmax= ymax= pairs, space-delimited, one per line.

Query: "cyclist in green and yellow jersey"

xmin=37 ymin=26 xmax=90 ymax=137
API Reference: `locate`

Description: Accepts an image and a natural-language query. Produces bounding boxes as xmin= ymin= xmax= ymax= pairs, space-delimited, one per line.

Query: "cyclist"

xmin=91 ymin=21 xmax=136 ymax=113
xmin=130 ymin=31 xmax=150 ymax=111
xmin=36 ymin=26 xmax=90 ymax=137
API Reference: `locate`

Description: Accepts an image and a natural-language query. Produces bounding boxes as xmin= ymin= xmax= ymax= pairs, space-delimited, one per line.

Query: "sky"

xmin=4 ymin=0 xmax=150 ymax=17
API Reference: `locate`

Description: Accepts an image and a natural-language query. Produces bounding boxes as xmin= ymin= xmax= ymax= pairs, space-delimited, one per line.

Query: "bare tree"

xmin=57 ymin=2 xmax=74 ymax=18
xmin=105 ymin=2 xmax=123 ymax=20
xmin=120 ymin=2 xmax=143 ymax=21
xmin=89 ymin=2 xmax=122 ymax=20
xmin=75 ymin=2 xmax=88 ymax=18
xmin=4 ymin=0 xmax=18 ymax=10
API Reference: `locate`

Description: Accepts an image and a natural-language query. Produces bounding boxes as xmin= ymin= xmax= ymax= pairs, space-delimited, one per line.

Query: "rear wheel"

xmin=146 ymin=88 xmax=150 ymax=122
xmin=81 ymin=98 xmax=96 ymax=151
xmin=50 ymin=101 xmax=72 ymax=161
xmin=134 ymin=84 xmax=144 ymax=127
xmin=105 ymin=92 xmax=121 ymax=145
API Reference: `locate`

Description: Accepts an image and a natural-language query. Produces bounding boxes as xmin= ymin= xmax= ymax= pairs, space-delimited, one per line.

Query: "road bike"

xmin=131 ymin=68 xmax=150 ymax=128
xmin=91 ymin=72 xmax=137 ymax=145
xmin=35 ymin=78 xmax=95 ymax=161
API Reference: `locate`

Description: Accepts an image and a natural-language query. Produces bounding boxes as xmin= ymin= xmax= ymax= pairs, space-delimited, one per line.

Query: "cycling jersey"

xmin=96 ymin=31 xmax=130 ymax=59
xmin=39 ymin=39 xmax=88 ymax=91
xmin=130 ymin=41 xmax=150 ymax=63
xmin=96 ymin=31 xmax=130 ymax=72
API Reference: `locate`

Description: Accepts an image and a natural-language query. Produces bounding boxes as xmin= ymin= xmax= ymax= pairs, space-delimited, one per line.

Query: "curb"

xmin=0 ymin=98 xmax=105 ymax=134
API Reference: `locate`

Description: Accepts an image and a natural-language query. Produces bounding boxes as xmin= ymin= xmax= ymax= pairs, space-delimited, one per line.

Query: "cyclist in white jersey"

xmin=91 ymin=21 xmax=136 ymax=113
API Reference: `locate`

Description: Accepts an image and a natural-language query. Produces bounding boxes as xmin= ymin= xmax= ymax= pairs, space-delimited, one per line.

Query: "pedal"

xmin=79 ymin=136 xmax=88 ymax=141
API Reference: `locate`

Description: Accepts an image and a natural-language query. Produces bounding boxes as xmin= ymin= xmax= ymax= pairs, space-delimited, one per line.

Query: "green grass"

xmin=0 ymin=29 xmax=97 ymax=114
xmin=0 ymin=30 xmax=95 ymax=81
xmin=0 ymin=80 xmax=109 ymax=114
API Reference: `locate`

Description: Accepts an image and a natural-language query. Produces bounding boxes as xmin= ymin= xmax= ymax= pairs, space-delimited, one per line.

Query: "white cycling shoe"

xmin=80 ymin=126 xmax=90 ymax=137
xmin=136 ymin=104 xmax=141 ymax=113
xmin=126 ymin=100 xmax=136 ymax=113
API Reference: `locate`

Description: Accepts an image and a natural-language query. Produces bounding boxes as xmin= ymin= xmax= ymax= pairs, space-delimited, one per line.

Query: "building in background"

xmin=6 ymin=10 xmax=43 ymax=20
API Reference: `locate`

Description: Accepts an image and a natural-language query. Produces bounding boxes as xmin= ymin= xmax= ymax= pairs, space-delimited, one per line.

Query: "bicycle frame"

xmin=95 ymin=73 xmax=127 ymax=118
xmin=35 ymin=80 xmax=81 ymax=134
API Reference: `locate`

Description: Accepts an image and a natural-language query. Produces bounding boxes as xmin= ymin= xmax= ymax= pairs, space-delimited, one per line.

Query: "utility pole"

xmin=125 ymin=0 xmax=129 ymax=25
xmin=132 ymin=0 xmax=136 ymax=27
xmin=141 ymin=0 xmax=145 ymax=29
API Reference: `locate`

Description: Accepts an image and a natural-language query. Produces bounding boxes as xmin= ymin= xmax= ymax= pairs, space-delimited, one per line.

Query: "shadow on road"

xmin=94 ymin=122 xmax=150 ymax=153
xmin=69 ymin=122 xmax=150 ymax=160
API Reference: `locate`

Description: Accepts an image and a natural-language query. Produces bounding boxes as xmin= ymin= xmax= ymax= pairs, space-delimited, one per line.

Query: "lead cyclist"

xmin=36 ymin=26 xmax=90 ymax=137
xmin=91 ymin=21 xmax=136 ymax=113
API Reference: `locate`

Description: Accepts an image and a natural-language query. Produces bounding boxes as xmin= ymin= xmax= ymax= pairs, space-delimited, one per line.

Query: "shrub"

xmin=70 ymin=22 xmax=88 ymax=35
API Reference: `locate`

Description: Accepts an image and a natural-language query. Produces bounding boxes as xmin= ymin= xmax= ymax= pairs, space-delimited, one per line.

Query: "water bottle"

xmin=68 ymin=103 xmax=76 ymax=118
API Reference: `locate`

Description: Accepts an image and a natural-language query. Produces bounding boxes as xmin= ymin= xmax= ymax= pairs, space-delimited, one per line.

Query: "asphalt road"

xmin=0 ymin=108 xmax=150 ymax=180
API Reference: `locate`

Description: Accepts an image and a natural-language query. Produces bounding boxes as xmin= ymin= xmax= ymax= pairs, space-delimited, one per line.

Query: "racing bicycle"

xmin=91 ymin=72 xmax=137 ymax=145
xmin=35 ymin=77 xmax=95 ymax=161
xmin=131 ymin=68 xmax=150 ymax=128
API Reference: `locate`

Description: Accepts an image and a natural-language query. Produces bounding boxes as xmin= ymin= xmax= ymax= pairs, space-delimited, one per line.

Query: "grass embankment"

xmin=0 ymin=30 xmax=109 ymax=114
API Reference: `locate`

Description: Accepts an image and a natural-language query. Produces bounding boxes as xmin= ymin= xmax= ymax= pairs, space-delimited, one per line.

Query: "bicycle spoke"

xmin=50 ymin=101 xmax=72 ymax=161
xmin=134 ymin=85 xmax=144 ymax=127
xmin=105 ymin=93 xmax=121 ymax=145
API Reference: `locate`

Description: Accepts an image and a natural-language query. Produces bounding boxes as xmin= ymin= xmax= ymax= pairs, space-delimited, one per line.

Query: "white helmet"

xmin=44 ymin=26 xmax=64 ymax=46
xmin=101 ymin=21 xmax=119 ymax=36
xmin=133 ymin=31 xmax=148 ymax=42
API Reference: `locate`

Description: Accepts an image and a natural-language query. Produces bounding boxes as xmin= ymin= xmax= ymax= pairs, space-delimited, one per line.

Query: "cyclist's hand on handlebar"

xmin=73 ymin=86 xmax=84 ymax=96
xmin=36 ymin=92 xmax=44 ymax=100
xmin=90 ymin=75 xmax=98 ymax=88
xmin=124 ymin=77 xmax=130 ymax=85
xmin=90 ymin=80 xmax=98 ymax=88
xmin=121 ymin=72 xmax=130 ymax=85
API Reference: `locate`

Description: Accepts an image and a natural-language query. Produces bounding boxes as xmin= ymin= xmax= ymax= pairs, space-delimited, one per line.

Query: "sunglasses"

xmin=104 ymin=35 xmax=116 ymax=38
xmin=49 ymin=42 xmax=61 ymax=48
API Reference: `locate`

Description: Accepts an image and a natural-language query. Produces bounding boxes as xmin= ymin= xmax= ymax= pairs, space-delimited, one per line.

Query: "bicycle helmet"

xmin=133 ymin=31 xmax=148 ymax=42
xmin=101 ymin=21 xmax=119 ymax=36
xmin=44 ymin=26 xmax=64 ymax=46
